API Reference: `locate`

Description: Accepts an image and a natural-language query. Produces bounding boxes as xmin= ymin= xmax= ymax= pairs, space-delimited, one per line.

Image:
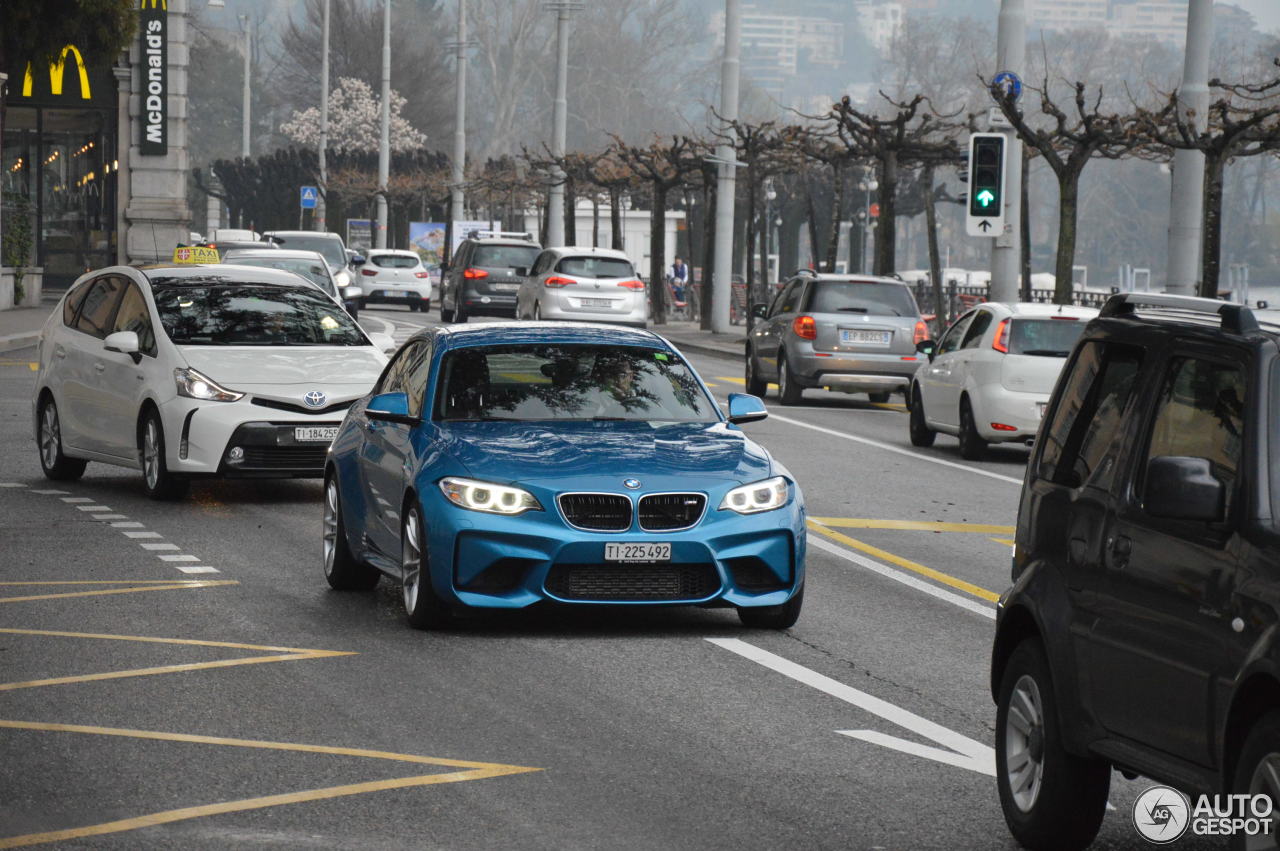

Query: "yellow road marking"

xmin=812 ymin=517 xmax=1015 ymax=535
xmin=0 ymin=360 xmax=38 ymax=369
xmin=0 ymin=627 xmax=355 ymax=692
xmin=807 ymin=518 xmax=1000 ymax=603
xmin=0 ymin=720 xmax=541 ymax=849
xmin=716 ymin=375 xmax=776 ymax=388
xmin=715 ymin=376 xmax=904 ymax=408
xmin=0 ymin=579 xmax=235 ymax=604
xmin=990 ymin=537 xmax=1015 ymax=546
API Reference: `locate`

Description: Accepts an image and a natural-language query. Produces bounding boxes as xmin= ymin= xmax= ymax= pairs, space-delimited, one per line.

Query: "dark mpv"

xmin=991 ymin=293 xmax=1280 ymax=849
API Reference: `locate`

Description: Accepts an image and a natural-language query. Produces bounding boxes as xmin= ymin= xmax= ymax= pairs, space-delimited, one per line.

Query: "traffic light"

xmin=968 ymin=133 xmax=1005 ymax=217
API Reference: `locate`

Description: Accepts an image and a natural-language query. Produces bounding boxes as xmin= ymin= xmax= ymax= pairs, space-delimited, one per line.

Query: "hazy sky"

xmin=1230 ymin=0 xmax=1280 ymax=34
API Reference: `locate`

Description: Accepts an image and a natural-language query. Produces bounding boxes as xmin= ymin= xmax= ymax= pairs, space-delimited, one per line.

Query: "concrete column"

xmin=112 ymin=64 xmax=132 ymax=264
xmin=1166 ymin=0 xmax=1213 ymax=295
xmin=711 ymin=0 xmax=741 ymax=334
xmin=989 ymin=0 xmax=1024 ymax=303
xmin=124 ymin=0 xmax=191 ymax=263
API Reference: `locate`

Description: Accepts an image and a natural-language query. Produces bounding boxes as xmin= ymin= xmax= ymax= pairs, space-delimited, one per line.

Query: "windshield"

xmin=473 ymin=244 xmax=540 ymax=269
xmin=556 ymin=256 xmax=635 ymax=279
xmin=371 ymin=254 xmax=420 ymax=269
xmin=1009 ymin=318 xmax=1086 ymax=357
xmin=225 ymin=257 xmax=334 ymax=295
xmin=807 ymin=281 xmax=919 ymax=317
xmin=154 ymin=284 xmax=367 ymax=346
xmin=267 ymin=235 xmax=346 ymax=269
xmin=435 ymin=344 xmax=718 ymax=423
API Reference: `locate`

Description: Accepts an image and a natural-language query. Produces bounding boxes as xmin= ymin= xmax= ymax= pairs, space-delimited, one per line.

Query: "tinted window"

xmin=555 ymin=256 xmax=635 ymax=278
xmin=111 ymin=284 xmax=157 ymax=356
xmin=1038 ymin=341 xmax=1144 ymax=488
xmin=961 ymin=310 xmax=994 ymax=349
xmin=74 ymin=277 xmax=127 ymax=338
xmin=266 ymin=235 xmax=346 ymax=269
xmin=936 ymin=312 xmax=975 ymax=356
xmin=225 ymin=257 xmax=334 ymax=296
xmin=435 ymin=344 xmax=717 ymax=423
xmin=1142 ymin=356 xmax=1245 ymax=508
xmin=807 ymin=281 xmax=918 ymax=317
xmin=376 ymin=342 xmax=421 ymax=395
xmin=153 ymin=284 xmax=366 ymax=346
xmin=371 ymin=255 xmax=421 ymax=269
xmin=62 ymin=281 xmax=92 ymax=327
xmin=1009 ymin=318 xmax=1086 ymax=357
xmin=472 ymin=244 xmax=540 ymax=269
xmin=404 ymin=344 xmax=432 ymax=416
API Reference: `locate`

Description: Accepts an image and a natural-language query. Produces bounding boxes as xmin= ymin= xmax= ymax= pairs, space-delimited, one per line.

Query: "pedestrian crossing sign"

xmin=300 ymin=186 xmax=319 ymax=209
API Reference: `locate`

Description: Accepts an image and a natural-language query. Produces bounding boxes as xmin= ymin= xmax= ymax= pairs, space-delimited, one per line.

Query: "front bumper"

xmin=419 ymin=485 xmax=806 ymax=610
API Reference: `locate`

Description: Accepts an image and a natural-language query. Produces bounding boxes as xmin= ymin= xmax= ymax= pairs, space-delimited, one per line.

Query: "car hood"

xmin=178 ymin=346 xmax=386 ymax=386
xmin=438 ymin=421 xmax=772 ymax=485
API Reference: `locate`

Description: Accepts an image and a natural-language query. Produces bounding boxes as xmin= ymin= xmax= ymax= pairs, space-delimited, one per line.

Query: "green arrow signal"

xmin=976 ymin=189 xmax=996 ymax=207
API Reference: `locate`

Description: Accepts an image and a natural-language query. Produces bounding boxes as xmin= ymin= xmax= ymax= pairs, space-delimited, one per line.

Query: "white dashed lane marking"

xmin=111 ymin=522 xmax=145 ymax=528
xmin=123 ymin=531 xmax=162 ymax=539
xmin=159 ymin=554 xmax=201 ymax=563
xmin=141 ymin=543 xmax=180 ymax=551
xmin=0 ymin=482 xmax=26 ymax=488
xmin=33 ymin=489 xmax=69 ymax=495
xmin=176 ymin=566 xmax=220 ymax=574
xmin=91 ymin=514 xmax=126 ymax=521
xmin=61 ymin=497 xmax=94 ymax=503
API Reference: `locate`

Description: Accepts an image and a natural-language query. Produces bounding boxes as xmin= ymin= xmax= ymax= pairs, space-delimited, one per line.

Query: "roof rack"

xmin=468 ymin=230 xmax=534 ymax=241
xmin=1099 ymin=292 xmax=1259 ymax=334
xmin=791 ymin=268 xmax=819 ymax=277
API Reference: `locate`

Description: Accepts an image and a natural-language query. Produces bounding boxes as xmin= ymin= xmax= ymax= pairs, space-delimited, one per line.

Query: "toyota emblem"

xmin=623 ymin=478 xmax=641 ymax=490
xmin=304 ymin=390 xmax=327 ymax=408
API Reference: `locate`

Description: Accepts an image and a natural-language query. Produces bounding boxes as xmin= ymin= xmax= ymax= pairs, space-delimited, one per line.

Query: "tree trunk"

xmin=923 ymin=164 xmax=945 ymax=335
xmin=1053 ymin=170 xmax=1080 ymax=305
xmin=804 ymin=174 xmax=820 ymax=271
xmin=825 ymin=161 xmax=845 ymax=272
xmin=610 ymin=186 xmax=623 ymax=250
xmin=563 ymin=180 xmax=576 ymax=246
xmin=744 ymin=166 xmax=758 ymax=319
xmin=592 ymin=195 xmax=600 ymax=247
xmin=649 ymin=183 xmax=667 ymax=324
xmin=700 ymin=176 xmax=716 ymax=331
xmin=1020 ymin=151 xmax=1032 ymax=301
xmin=1200 ymin=152 xmax=1227 ymax=298
xmin=873 ymin=152 xmax=898 ymax=276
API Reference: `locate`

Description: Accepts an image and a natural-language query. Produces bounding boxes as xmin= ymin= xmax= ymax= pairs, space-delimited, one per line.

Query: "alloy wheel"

xmin=40 ymin=405 xmax=60 ymax=469
xmin=143 ymin=419 xmax=160 ymax=490
xmin=401 ymin=509 xmax=422 ymax=614
xmin=1004 ymin=673 xmax=1046 ymax=813
xmin=322 ymin=479 xmax=339 ymax=578
xmin=1247 ymin=752 xmax=1280 ymax=851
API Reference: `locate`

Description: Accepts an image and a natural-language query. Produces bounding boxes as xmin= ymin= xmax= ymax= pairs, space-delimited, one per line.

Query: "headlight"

xmin=174 ymin=367 xmax=243 ymax=402
xmin=334 ymin=269 xmax=351 ymax=288
xmin=439 ymin=477 xmax=542 ymax=515
xmin=719 ymin=476 xmax=789 ymax=514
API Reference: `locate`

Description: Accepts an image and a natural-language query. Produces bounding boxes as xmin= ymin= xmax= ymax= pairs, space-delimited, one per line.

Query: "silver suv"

xmin=745 ymin=272 xmax=929 ymax=405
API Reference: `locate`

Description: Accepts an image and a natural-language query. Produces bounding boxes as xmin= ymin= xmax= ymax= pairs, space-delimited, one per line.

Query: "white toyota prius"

xmin=33 ymin=264 xmax=392 ymax=499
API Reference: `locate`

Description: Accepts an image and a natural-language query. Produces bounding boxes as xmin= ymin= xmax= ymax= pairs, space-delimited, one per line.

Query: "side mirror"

xmin=1144 ymin=456 xmax=1224 ymax=522
xmin=365 ymin=391 xmax=419 ymax=426
xmin=514 ymin=266 xmax=529 ymax=278
xmin=104 ymin=330 xmax=140 ymax=359
xmin=351 ymin=255 xmax=366 ymax=266
xmin=751 ymin=303 xmax=768 ymax=320
xmin=367 ymin=332 xmax=396 ymax=354
xmin=915 ymin=339 xmax=936 ymax=361
xmin=342 ymin=285 xmax=363 ymax=301
xmin=726 ymin=392 xmax=768 ymax=425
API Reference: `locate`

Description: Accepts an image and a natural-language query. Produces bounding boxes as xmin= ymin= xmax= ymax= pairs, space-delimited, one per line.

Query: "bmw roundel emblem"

xmin=304 ymin=390 xmax=327 ymax=408
xmin=623 ymin=478 xmax=641 ymax=490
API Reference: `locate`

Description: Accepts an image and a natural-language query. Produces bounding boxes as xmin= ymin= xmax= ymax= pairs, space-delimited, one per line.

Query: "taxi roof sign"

xmin=173 ymin=245 xmax=220 ymax=264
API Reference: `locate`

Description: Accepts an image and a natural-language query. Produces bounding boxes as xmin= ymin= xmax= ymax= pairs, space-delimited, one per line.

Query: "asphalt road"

xmin=0 ymin=307 xmax=1223 ymax=849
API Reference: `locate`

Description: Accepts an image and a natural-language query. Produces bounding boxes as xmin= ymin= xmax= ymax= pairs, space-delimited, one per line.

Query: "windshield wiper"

xmin=836 ymin=306 xmax=868 ymax=313
xmin=1022 ymin=349 xmax=1070 ymax=356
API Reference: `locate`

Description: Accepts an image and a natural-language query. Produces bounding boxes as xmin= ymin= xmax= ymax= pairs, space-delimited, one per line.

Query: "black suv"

xmin=991 ymin=293 xmax=1280 ymax=849
xmin=439 ymin=233 xmax=541 ymax=322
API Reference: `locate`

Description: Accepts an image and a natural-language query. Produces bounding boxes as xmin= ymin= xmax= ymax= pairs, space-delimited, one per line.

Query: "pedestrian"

xmin=670 ymin=256 xmax=689 ymax=303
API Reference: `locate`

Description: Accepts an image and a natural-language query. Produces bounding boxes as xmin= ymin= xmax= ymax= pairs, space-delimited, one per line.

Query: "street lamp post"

xmin=316 ymin=0 xmax=330 ymax=232
xmin=239 ymin=15 xmax=251 ymax=159
xmin=375 ymin=0 xmax=391 ymax=249
xmin=449 ymin=0 xmax=471 ymax=261
xmin=712 ymin=0 xmax=741 ymax=334
xmin=545 ymin=2 xmax=582 ymax=248
xmin=762 ymin=178 xmax=776 ymax=288
xmin=857 ymin=170 xmax=877 ymax=275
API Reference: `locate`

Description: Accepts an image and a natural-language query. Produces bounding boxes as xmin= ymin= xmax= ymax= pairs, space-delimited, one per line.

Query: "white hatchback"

xmin=33 ymin=264 xmax=392 ymax=499
xmin=908 ymin=301 xmax=1099 ymax=459
xmin=516 ymin=246 xmax=647 ymax=327
xmin=356 ymin=249 xmax=434 ymax=312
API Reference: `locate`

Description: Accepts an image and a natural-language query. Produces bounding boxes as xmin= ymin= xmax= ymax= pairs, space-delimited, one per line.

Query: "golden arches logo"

xmin=21 ymin=45 xmax=92 ymax=100
xmin=140 ymin=0 xmax=167 ymax=8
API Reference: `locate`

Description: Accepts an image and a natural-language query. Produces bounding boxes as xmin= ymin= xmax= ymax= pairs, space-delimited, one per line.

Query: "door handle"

xmin=93 ymin=362 xmax=106 ymax=373
xmin=54 ymin=346 xmax=66 ymax=359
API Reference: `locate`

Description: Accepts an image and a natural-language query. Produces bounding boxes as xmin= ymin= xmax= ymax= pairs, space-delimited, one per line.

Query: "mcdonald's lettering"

xmin=21 ymin=45 xmax=92 ymax=101
xmin=140 ymin=3 xmax=168 ymax=155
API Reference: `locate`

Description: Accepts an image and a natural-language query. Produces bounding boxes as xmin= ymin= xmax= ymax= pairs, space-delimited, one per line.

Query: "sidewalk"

xmin=0 ymin=293 xmax=59 ymax=353
xmin=649 ymin=318 xmax=746 ymax=360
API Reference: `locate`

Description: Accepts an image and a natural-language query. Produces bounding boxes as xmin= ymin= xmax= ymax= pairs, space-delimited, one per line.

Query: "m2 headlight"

xmin=174 ymin=367 xmax=244 ymax=402
xmin=719 ymin=476 xmax=789 ymax=514
xmin=439 ymin=477 xmax=542 ymax=515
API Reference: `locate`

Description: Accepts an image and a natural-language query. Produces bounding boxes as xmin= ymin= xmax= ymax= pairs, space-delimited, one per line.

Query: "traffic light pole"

xmin=989 ymin=0 xmax=1024 ymax=304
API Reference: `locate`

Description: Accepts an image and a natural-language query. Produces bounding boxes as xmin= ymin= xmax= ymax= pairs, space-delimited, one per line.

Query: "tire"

xmin=322 ymin=475 xmax=379 ymax=591
xmin=909 ymin=386 xmax=937 ymax=448
xmin=777 ymin=352 xmax=803 ymax=406
xmin=738 ymin=584 xmax=803 ymax=629
xmin=533 ymin=302 xmax=542 ymax=321
xmin=745 ymin=347 xmax=767 ymax=396
xmin=139 ymin=409 xmax=189 ymax=500
xmin=422 ymin=299 xmax=431 ymax=313
xmin=401 ymin=503 xmax=455 ymax=630
xmin=1230 ymin=710 xmax=1280 ymax=851
xmin=455 ymin=304 xmax=469 ymax=323
xmin=868 ymin=391 xmax=892 ymax=404
xmin=37 ymin=397 xmax=87 ymax=481
xmin=996 ymin=638 xmax=1109 ymax=851
xmin=441 ymin=306 xmax=455 ymax=322
xmin=958 ymin=397 xmax=987 ymax=461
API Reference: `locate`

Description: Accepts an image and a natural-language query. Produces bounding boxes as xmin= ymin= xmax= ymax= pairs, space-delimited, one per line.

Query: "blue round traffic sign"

xmin=991 ymin=71 xmax=1022 ymax=102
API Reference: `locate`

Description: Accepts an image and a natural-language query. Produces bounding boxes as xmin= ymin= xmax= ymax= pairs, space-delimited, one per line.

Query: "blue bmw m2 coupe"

xmin=322 ymin=322 xmax=805 ymax=629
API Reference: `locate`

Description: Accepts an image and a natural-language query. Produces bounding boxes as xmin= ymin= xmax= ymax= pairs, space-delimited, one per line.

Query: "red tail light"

xmin=361 ymin=268 xmax=378 ymax=276
xmin=990 ymin=422 xmax=1018 ymax=431
xmin=414 ymin=271 xmax=429 ymax=279
xmin=792 ymin=315 xmax=817 ymax=340
xmin=462 ymin=267 xmax=488 ymax=279
xmin=992 ymin=318 xmax=1010 ymax=353
xmin=544 ymin=276 xmax=575 ymax=288
xmin=913 ymin=320 xmax=928 ymax=344
xmin=1050 ymin=315 xmax=1078 ymax=320
xmin=617 ymin=279 xmax=645 ymax=290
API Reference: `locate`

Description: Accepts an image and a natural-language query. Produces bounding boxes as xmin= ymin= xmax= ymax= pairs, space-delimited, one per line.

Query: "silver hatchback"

xmin=516 ymin=246 xmax=647 ymax=328
xmin=745 ymin=273 xmax=928 ymax=405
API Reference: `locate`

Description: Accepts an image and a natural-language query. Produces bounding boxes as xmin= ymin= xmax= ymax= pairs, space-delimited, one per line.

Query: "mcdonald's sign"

xmin=139 ymin=0 xmax=169 ymax=155
xmin=21 ymin=45 xmax=93 ymax=101
xmin=9 ymin=43 xmax=113 ymax=109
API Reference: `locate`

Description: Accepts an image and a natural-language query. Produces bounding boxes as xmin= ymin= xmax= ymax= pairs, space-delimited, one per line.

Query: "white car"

xmin=516 ymin=246 xmax=647 ymax=328
xmin=908 ymin=301 xmax=1099 ymax=459
xmin=33 ymin=264 xmax=393 ymax=499
xmin=262 ymin=230 xmax=356 ymax=290
xmin=356 ymin=249 xmax=434 ymax=312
